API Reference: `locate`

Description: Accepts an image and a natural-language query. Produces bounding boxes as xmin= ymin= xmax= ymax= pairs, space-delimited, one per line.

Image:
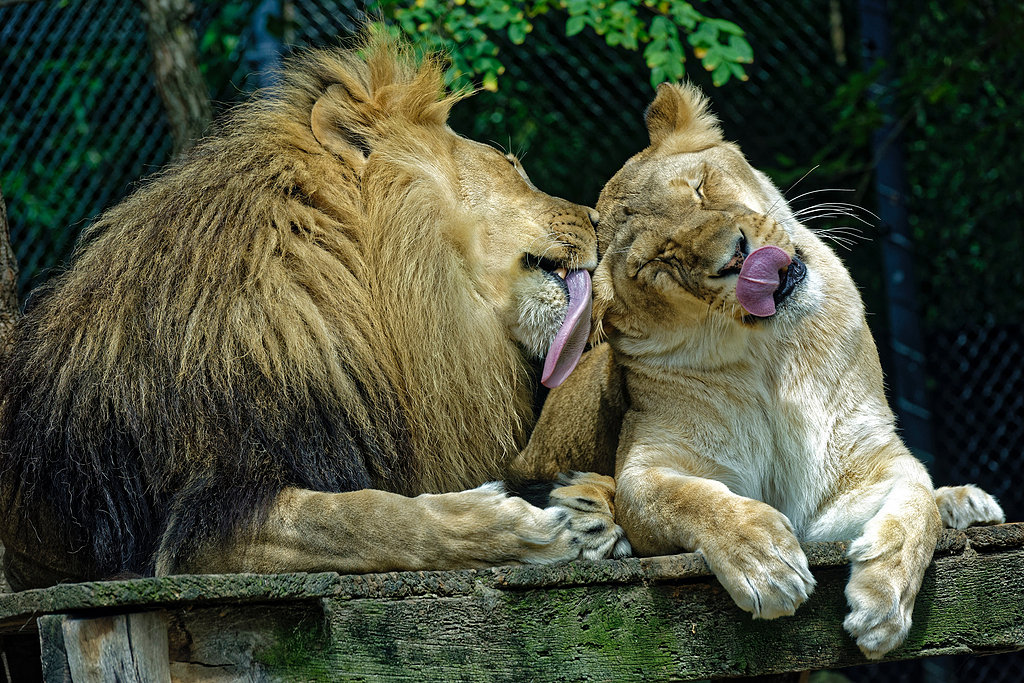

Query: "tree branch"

xmin=134 ymin=0 xmax=213 ymax=158
xmin=0 ymin=186 xmax=21 ymax=357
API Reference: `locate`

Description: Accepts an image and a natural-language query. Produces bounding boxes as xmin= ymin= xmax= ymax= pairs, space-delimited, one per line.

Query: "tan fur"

xmin=523 ymin=83 xmax=1004 ymax=659
xmin=0 ymin=33 xmax=629 ymax=589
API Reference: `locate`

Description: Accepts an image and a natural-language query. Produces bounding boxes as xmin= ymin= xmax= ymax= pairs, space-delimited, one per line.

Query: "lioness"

xmin=0 ymin=35 xmax=627 ymax=591
xmin=522 ymin=82 xmax=1004 ymax=659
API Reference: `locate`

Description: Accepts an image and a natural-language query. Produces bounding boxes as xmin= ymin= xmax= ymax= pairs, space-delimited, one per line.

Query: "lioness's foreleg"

xmin=842 ymin=457 xmax=942 ymax=659
xmin=166 ymin=482 xmax=626 ymax=576
xmin=616 ymin=458 xmax=815 ymax=620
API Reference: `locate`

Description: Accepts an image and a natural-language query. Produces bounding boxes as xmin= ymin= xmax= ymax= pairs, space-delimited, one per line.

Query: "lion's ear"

xmin=589 ymin=260 xmax=615 ymax=343
xmin=644 ymin=82 xmax=723 ymax=152
xmin=311 ymin=85 xmax=371 ymax=169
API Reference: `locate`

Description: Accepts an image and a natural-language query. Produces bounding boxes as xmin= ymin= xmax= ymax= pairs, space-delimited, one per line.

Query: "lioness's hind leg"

xmin=934 ymin=484 xmax=1004 ymax=530
xmin=548 ymin=472 xmax=632 ymax=559
xmin=843 ymin=479 xmax=941 ymax=659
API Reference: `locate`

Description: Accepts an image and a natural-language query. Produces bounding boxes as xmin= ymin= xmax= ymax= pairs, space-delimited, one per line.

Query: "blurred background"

xmin=0 ymin=0 xmax=1020 ymax=680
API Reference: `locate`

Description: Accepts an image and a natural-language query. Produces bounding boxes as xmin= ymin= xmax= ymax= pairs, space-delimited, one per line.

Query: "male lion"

xmin=0 ymin=35 xmax=627 ymax=591
xmin=521 ymin=83 xmax=1003 ymax=659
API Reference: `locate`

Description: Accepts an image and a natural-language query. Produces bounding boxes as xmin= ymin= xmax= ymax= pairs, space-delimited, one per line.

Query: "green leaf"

xmin=609 ymin=1 xmax=632 ymax=15
xmin=566 ymin=0 xmax=589 ymax=15
xmin=649 ymin=15 xmax=675 ymax=40
xmin=701 ymin=45 xmax=723 ymax=71
xmin=665 ymin=54 xmax=686 ymax=81
xmin=508 ymin=22 xmax=527 ymax=43
xmin=644 ymin=39 xmax=670 ymax=67
xmin=706 ymin=17 xmax=744 ymax=36
xmin=485 ymin=12 xmax=508 ymax=29
xmin=566 ymin=15 xmax=587 ymax=35
xmin=693 ymin=23 xmax=721 ymax=45
xmin=728 ymin=35 xmax=753 ymax=63
xmin=712 ymin=61 xmax=731 ymax=86
xmin=650 ymin=65 xmax=667 ymax=87
xmin=669 ymin=2 xmax=701 ymax=29
xmin=727 ymin=60 xmax=748 ymax=81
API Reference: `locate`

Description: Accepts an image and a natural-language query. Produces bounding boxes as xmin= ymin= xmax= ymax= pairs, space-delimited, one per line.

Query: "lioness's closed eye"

xmin=524 ymin=82 xmax=1004 ymax=660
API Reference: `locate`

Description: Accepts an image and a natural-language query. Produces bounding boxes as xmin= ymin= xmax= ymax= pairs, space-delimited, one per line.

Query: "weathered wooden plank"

xmin=294 ymin=549 xmax=1024 ymax=681
xmin=49 ymin=612 xmax=171 ymax=683
xmin=0 ymin=523 xmax=1020 ymax=682
xmin=37 ymin=615 xmax=71 ymax=683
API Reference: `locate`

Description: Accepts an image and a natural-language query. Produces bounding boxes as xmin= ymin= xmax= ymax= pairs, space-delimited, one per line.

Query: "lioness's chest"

xmin=634 ymin=363 xmax=833 ymax=528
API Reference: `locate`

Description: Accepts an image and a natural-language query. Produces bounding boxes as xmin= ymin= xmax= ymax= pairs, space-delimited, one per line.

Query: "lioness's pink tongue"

xmin=541 ymin=269 xmax=592 ymax=389
xmin=736 ymin=245 xmax=792 ymax=317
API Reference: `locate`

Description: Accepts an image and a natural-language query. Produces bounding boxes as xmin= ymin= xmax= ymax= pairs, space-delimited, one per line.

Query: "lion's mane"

xmin=0 ymin=35 xmax=535 ymax=580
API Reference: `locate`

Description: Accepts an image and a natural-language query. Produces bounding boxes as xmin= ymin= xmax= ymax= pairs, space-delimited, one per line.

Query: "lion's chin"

xmin=508 ymin=272 xmax=573 ymax=360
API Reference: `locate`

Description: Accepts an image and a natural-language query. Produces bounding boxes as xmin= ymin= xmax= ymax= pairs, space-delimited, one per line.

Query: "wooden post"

xmin=39 ymin=612 xmax=170 ymax=683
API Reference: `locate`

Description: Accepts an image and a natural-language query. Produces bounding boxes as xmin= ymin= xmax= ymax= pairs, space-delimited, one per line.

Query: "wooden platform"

xmin=1 ymin=523 xmax=1022 ymax=682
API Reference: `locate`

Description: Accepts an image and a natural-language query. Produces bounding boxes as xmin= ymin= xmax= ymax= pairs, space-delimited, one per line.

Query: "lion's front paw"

xmin=547 ymin=472 xmax=632 ymax=560
xmin=701 ymin=500 xmax=815 ymax=620
xmin=935 ymin=484 xmax=1005 ymax=530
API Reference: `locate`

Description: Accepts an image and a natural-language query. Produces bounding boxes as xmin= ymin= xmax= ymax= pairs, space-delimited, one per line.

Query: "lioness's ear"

xmin=644 ymin=82 xmax=723 ymax=151
xmin=589 ymin=260 xmax=615 ymax=343
xmin=311 ymin=84 xmax=371 ymax=169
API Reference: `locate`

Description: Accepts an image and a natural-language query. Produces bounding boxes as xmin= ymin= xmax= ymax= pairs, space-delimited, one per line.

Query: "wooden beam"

xmin=0 ymin=524 xmax=1021 ymax=682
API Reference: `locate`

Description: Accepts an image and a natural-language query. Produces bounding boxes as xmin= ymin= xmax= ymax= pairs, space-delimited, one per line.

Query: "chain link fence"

xmin=1 ymin=1 xmax=1021 ymax=681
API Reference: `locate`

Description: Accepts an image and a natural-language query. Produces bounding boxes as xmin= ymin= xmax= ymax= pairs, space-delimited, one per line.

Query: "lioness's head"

xmin=593 ymin=83 xmax=841 ymax=363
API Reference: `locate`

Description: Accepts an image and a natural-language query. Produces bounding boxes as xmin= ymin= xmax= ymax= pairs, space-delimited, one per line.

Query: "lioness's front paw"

xmin=843 ymin=585 xmax=910 ymax=660
xmin=701 ymin=500 xmax=815 ymax=620
xmin=548 ymin=472 xmax=632 ymax=560
xmin=843 ymin=533 xmax=927 ymax=659
xmin=935 ymin=484 xmax=1005 ymax=530
xmin=843 ymin=561 xmax=913 ymax=659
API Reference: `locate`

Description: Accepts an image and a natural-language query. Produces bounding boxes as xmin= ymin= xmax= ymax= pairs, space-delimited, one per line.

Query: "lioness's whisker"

xmin=786 ymin=187 xmax=853 ymax=203
xmin=766 ymin=165 xmax=821 ymax=218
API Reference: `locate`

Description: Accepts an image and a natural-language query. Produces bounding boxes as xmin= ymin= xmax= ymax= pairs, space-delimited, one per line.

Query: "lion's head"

xmin=302 ymin=49 xmax=598 ymax=376
xmin=592 ymin=83 xmax=853 ymax=365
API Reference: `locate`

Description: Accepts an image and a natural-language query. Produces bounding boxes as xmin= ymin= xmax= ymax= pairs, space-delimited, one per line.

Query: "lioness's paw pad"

xmin=935 ymin=485 xmax=1005 ymax=530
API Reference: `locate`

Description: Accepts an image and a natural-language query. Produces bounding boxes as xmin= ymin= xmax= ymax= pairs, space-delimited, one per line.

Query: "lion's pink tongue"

xmin=541 ymin=269 xmax=592 ymax=389
xmin=736 ymin=245 xmax=792 ymax=317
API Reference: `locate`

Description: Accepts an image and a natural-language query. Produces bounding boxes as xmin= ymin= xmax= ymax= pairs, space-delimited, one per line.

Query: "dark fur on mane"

xmin=0 ymin=35 xmax=498 ymax=581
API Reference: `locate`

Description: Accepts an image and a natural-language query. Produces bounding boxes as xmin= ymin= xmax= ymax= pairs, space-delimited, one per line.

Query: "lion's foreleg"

xmin=170 ymin=483 xmax=624 ymax=575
